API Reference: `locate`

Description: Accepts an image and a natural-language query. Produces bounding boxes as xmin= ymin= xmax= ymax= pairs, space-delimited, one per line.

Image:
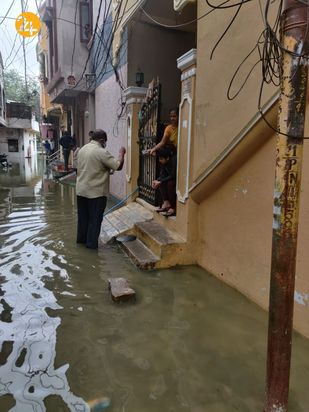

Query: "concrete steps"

xmin=100 ymin=201 xmax=194 ymax=270
xmin=120 ymin=220 xmax=190 ymax=270
xmin=134 ymin=220 xmax=185 ymax=259
xmin=100 ymin=202 xmax=153 ymax=244
xmin=120 ymin=238 xmax=160 ymax=270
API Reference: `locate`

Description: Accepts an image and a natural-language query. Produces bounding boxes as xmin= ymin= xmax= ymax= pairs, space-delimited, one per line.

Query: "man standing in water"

xmin=59 ymin=131 xmax=75 ymax=171
xmin=76 ymin=129 xmax=126 ymax=249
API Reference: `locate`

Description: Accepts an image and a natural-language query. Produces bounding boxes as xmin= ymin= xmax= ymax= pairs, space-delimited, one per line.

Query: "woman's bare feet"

xmin=162 ymin=208 xmax=176 ymax=217
xmin=155 ymin=201 xmax=171 ymax=213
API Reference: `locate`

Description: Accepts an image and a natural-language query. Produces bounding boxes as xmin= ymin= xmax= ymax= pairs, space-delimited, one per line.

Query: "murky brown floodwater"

xmin=0 ymin=158 xmax=308 ymax=412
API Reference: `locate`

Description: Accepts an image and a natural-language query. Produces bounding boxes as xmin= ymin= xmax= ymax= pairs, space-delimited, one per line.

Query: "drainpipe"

xmin=264 ymin=1 xmax=309 ymax=411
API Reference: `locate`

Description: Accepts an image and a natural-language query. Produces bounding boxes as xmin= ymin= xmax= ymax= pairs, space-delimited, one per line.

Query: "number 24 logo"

xmin=15 ymin=12 xmax=41 ymax=38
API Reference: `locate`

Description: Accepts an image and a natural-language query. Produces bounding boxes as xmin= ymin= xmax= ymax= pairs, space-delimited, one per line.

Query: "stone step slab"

xmin=108 ymin=278 xmax=136 ymax=303
xmin=134 ymin=220 xmax=185 ymax=257
xmin=120 ymin=238 xmax=160 ymax=270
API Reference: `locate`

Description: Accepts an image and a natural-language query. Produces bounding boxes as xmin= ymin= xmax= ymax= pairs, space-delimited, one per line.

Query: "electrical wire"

xmin=210 ymin=0 xmax=244 ymax=60
xmin=140 ymin=0 xmax=231 ymax=29
xmin=0 ymin=0 xmax=16 ymax=25
xmin=223 ymin=0 xmax=309 ymax=139
xmin=20 ymin=0 xmax=29 ymax=100
xmin=103 ymin=187 xmax=139 ymax=216
xmin=4 ymin=32 xmax=19 ymax=66
xmin=70 ymin=0 xmax=79 ymax=75
xmin=94 ymin=0 xmax=131 ymax=86
xmin=94 ymin=10 xmax=122 ymax=85
xmin=72 ymin=0 xmax=105 ymax=89
xmin=76 ymin=0 xmax=145 ymax=90
xmin=4 ymin=35 xmax=37 ymax=71
xmin=205 ymin=0 xmax=252 ymax=9
xmin=58 ymin=0 xmax=64 ymax=19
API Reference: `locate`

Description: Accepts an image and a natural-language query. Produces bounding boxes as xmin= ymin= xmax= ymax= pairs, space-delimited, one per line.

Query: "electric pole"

xmin=264 ymin=0 xmax=309 ymax=411
xmin=20 ymin=0 xmax=29 ymax=102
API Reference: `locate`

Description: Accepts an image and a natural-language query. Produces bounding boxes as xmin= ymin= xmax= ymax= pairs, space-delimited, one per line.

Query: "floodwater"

xmin=0 ymin=157 xmax=309 ymax=412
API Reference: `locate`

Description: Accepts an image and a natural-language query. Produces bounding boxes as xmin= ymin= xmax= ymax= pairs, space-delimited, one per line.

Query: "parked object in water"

xmin=0 ymin=153 xmax=11 ymax=170
xmin=88 ymin=397 xmax=111 ymax=411
xmin=116 ymin=234 xmax=136 ymax=243
xmin=108 ymin=278 xmax=136 ymax=303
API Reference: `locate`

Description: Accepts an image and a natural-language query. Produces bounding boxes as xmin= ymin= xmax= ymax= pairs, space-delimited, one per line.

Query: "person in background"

xmin=44 ymin=139 xmax=51 ymax=156
xmin=49 ymin=139 xmax=55 ymax=154
xmin=76 ymin=129 xmax=126 ymax=249
xmin=149 ymin=108 xmax=179 ymax=156
xmin=59 ymin=131 xmax=74 ymax=171
xmin=72 ymin=133 xmax=77 ymax=149
xmin=152 ymin=147 xmax=177 ymax=217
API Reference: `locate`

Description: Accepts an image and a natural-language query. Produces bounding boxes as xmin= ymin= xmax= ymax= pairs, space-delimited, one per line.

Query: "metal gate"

xmin=138 ymin=83 xmax=161 ymax=206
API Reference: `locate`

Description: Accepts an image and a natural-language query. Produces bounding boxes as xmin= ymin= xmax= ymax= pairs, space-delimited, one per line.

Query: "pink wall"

xmin=95 ymin=65 xmax=128 ymax=200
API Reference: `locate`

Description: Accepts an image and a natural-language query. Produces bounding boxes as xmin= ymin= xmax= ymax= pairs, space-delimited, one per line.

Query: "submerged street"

xmin=0 ymin=159 xmax=308 ymax=411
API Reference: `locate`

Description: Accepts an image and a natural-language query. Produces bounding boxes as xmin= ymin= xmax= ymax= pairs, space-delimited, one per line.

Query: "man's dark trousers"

xmin=76 ymin=196 xmax=107 ymax=249
xmin=63 ymin=149 xmax=71 ymax=171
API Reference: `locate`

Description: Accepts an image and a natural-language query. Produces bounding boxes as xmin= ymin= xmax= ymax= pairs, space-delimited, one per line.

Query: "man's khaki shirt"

xmin=76 ymin=140 xmax=120 ymax=198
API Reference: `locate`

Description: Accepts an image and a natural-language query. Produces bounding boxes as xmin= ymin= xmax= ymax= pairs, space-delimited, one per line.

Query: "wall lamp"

xmin=135 ymin=68 xmax=144 ymax=87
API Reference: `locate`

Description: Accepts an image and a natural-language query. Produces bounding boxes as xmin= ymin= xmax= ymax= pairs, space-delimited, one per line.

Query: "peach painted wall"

xmin=196 ymin=132 xmax=309 ymax=338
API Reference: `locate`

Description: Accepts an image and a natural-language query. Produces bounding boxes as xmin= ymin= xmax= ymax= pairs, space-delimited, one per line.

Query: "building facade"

xmin=37 ymin=18 xmax=67 ymax=151
xmin=37 ymin=0 xmax=309 ymax=339
xmin=176 ymin=0 xmax=309 ymax=339
xmin=39 ymin=0 xmax=95 ymax=148
xmin=112 ymin=0 xmax=309 ymax=340
xmin=91 ymin=0 xmax=196 ymax=198
xmin=0 ymin=102 xmax=39 ymax=162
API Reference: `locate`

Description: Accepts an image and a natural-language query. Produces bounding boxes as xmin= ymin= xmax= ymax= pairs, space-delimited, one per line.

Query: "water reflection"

xmin=0 ymin=159 xmax=89 ymax=411
xmin=0 ymin=157 xmax=41 ymax=188
xmin=1 ymin=157 xmax=309 ymax=412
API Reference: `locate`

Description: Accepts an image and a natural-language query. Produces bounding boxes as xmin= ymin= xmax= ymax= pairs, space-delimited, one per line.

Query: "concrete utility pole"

xmin=264 ymin=0 xmax=309 ymax=411
xmin=20 ymin=0 xmax=29 ymax=101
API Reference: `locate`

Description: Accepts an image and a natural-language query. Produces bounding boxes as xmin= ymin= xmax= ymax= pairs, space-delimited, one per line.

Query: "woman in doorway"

xmin=152 ymin=147 xmax=177 ymax=217
xmin=149 ymin=107 xmax=179 ymax=157
xmin=149 ymin=107 xmax=179 ymax=214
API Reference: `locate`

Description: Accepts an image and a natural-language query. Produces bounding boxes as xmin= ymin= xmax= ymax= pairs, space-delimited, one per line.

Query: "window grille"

xmin=80 ymin=1 xmax=92 ymax=43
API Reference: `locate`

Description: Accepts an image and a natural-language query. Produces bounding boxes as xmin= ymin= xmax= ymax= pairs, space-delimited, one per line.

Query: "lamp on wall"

xmin=135 ymin=68 xmax=144 ymax=87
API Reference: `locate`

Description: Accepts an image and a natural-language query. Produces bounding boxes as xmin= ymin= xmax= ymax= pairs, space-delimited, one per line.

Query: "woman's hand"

xmin=149 ymin=148 xmax=156 ymax=156
xmin=152 ymin=180 xmax=161 ymax=189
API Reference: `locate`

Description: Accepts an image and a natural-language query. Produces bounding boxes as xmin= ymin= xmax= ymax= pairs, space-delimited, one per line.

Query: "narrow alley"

xmin=0 ymin=162 xmax=309 ymax=411
xmin=0 ymin=0 xmax=309 ymax=410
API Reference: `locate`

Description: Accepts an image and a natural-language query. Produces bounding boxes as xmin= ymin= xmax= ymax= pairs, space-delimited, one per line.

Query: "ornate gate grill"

xmin=138 ymin=83 xmax=161 ymax=206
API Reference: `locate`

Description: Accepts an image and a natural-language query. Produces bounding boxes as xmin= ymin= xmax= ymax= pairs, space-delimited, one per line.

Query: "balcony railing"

xmin=6 ymin=103 xmax=32 ymax=120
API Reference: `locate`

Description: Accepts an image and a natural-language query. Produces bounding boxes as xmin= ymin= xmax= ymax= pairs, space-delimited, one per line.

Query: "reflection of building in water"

xmin=0 ymin=272 xmax=89 ymax=411
xmin=0 ymin=103 xmax=40 ymax=163
xmin=0 ymin=158 xmax=41 ymax=188
xmin=0 ymin=193 xmax=89 ymax=411
xmin=59 ymin=183 xmax=76 ymax=207
xmin=43 ymin=178 xmax=57 ymax=195
xmin=24 ymin=157 xmax=39 ymax=184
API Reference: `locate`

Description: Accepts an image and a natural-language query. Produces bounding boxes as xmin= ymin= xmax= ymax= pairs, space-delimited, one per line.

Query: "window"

xmin=43 ymin=3 xmax=58 ymax=78
xmin=39 ymin=53 xmax=47 ymax=81
xmin=8 ymin=140 xmax=19 ymax=152
xmin=80 ymin=1 xmax=92 ymax=43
